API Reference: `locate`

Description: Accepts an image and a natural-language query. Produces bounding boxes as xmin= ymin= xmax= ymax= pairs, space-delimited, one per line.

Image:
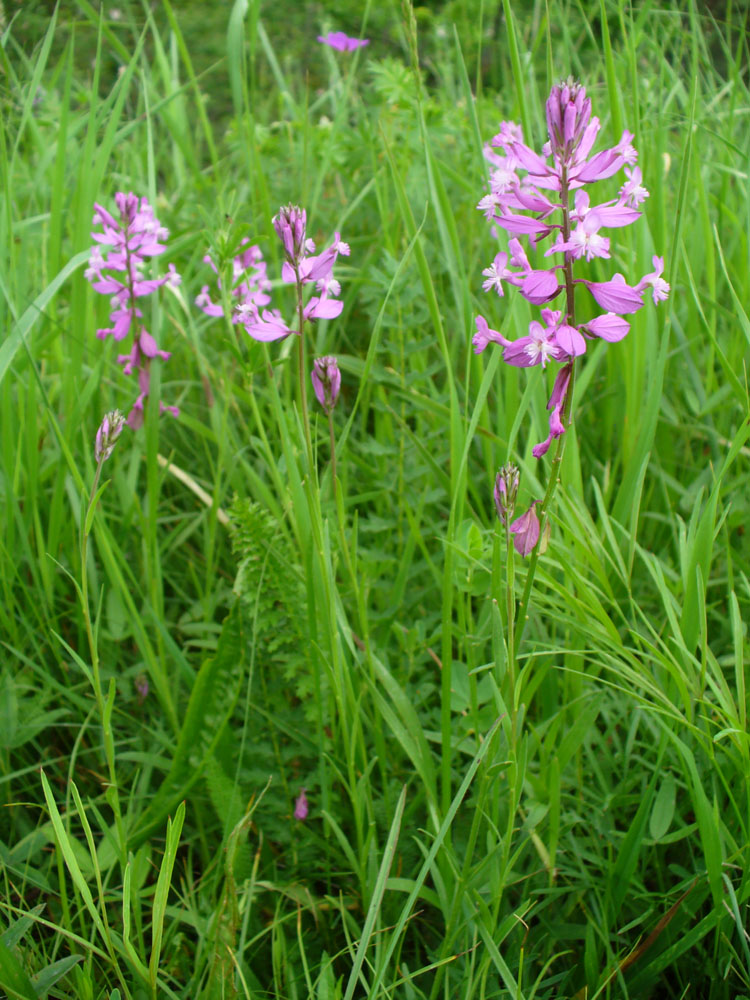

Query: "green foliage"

xmin=2 ymin=1 xmax=749 ymax=998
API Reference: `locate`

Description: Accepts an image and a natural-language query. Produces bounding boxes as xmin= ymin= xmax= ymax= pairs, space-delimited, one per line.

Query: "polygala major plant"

xmin=474 ymin=79 xmax=669 ymax=557
xmin=86 ymin=192 xmax=180 ymax=429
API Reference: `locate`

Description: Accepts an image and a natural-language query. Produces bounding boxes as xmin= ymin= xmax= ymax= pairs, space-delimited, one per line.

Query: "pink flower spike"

xmin=510 ymin=501 xmax=541 ymax=556
xmin=585 ymin=312 xmax=630 ymax=342
xmin=582 ymin=274 xmax=644 ymax=314
xmin=317 ymin=31 xmax=369 ymax=51
xmin=636 ymin=255 xmax=670 ymax=304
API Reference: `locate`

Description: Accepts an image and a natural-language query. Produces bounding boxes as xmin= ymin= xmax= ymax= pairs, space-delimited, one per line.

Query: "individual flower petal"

xmin=554 ymin=322 xmax=586 ymax=356
xmin=510 ymin=501 xmax=541 ymax=556
xmin=239 ymin=307 xmax=294 ymax=342
xmin=520 ymin=268 xmax=562 ymax=305
xmin=304 ymin=295 xmax=343 ymax=320
xmin=581 ymin=274 xmax=644 ymax=314
xmin=584 ymin=312 xmax=630 ymax=342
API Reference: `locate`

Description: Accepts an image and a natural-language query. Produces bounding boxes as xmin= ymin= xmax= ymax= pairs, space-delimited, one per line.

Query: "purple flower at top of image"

xmin=86 ymin=193 xmax=180 ymax=429
xmin=317 ymin=31 xmax=369 ymax=52
xmin=473 ymin=79 xmax=669 ymax=460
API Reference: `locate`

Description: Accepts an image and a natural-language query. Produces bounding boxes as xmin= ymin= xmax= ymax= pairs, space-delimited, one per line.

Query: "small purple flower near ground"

xmin=294 ymin=788 xmax=309 ymax=821
xmin=317 ymin=31 xmax=369 ymax=52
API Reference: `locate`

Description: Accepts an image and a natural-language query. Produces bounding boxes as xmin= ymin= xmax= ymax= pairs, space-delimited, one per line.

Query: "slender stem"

xmin=294 ymin=266 xmax=314 ymax=471
xmin=328 ymin=408 xmax=338 ymax=499
xmin=504 ymin=514 xmax=517 ymax=732
xmin=513 ymin=161 xmax=579 ymax=656
xmin=80 ymin=461 xmax=128 ymax=872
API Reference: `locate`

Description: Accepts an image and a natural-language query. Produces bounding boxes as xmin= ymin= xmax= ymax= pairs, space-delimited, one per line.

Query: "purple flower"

xmin=636 ymin=255 xmax=671 ymax=304
xmin=317 ymin=31 xmax=369 ymax=52
xmin=532 ymin=364 xmax=572 ymax=458
xmin=474 ymin=82 xmax=669 ymax=449
xmin=294 ymin=788 xmax=309 ymax=821
xmin=510 ymin=501 xmax=541 ymax=557
xmin=94 ymin=409 xmax=125 ymax=463
xmin=273 ymin=205 xmax=308 ymax=265
xmin=196 ymin=239 xmax=272 ymax=323
xmin=86 ymin=193 xmax=179 ymax=428
xmin=311 ymin=356 xmax=341 ymax=413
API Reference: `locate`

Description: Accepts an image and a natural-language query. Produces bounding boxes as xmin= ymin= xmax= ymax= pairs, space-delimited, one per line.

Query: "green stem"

xmin=294 ymin=265 xmax=314 ymax=472
xmin=80 ymin=461 xmax=128 ymax=873
xmin=513 ymin=161 xmax=579 ymax=656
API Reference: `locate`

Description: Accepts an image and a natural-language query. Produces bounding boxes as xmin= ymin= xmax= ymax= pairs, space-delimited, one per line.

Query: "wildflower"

xmin=510 ymin=501 xmax=541 ymax=557
xmin=474 ymin=79 xmax=668 ymax=460
xmin=135 ymin=675 xmax=149 ymax=703
xmin=273 ymin=205 xmax=308 ymax=266
xmin=294 ymin=788 xmax=309 ymax=821
xmin=494 ymin=463 xmax=520 ymax=526
xmin=311 ymin=356 xmax=341 ymax=413
xmin=86 ymin=193 xmax=179 ymax=429
xmin=195 ymin=239 xmax=272 ymax=323
xmin=317 ymin=31 xmax=369 ymax=51
xmin=94 ymin=410 xmax=125 ymax=463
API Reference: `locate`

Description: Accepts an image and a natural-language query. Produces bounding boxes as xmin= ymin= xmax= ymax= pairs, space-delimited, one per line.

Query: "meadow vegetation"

xmin=1 ymin=1 xmax=749 ymax=998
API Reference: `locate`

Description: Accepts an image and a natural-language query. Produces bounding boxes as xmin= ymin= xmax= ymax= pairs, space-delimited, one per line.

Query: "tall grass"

xmin=1 ymin=1 xmax=749 ymax=998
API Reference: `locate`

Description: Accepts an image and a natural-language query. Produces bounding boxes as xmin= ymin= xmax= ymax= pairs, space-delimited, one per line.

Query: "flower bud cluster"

xmin=311 ymin=356 xmax=341 ymax=414
xmin=86 ymin=193 xmax=180 ymax=430
xmin=473 ymin=81 xmax=669 ymax=458
xmin=94 ymin=409 xmax=125 ymax=464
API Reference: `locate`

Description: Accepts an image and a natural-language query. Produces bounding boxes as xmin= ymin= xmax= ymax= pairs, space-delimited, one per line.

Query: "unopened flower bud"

xmin=545 ymin=78 xmax=592 ymax=162
xmin=273 ymin=204 xmax=307 ymax=264
xmin=311 ymin=356 xmax=341 ymax=414
xmin=494 ymin=463 xmax=520 ymax=525
xmin=94 ymin=409 xmax=125 ymax=463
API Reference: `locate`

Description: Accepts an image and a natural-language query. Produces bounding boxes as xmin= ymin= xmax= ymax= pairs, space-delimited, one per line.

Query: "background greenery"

xmin=1 ymin=1 xmax=749 ymax=998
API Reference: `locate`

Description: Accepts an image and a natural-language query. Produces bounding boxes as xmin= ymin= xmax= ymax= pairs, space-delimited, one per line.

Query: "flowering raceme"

xmin=86 ymin=193 xmax=180 ymax=429
xmin=474 ymin=81 xmax=669 ymax=459
xmin=226 ymin=205 xmax=350 ymax=344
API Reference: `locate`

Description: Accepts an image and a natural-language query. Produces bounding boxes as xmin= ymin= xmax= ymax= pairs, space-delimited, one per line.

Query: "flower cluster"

xmin=86 ymin=193 xmax=180 ymax=430
xmin=234 ymin=205 xmax=350 ymax=343
xmin=311 ymin=356 xmax=341 ymax=414
xmin=195 ymin=239 xmax=272 ymax=325
xmin=474 ymin=80 xmax=669 ymax=459
xmin=317 ymin=31 xmax=369 ymax=51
